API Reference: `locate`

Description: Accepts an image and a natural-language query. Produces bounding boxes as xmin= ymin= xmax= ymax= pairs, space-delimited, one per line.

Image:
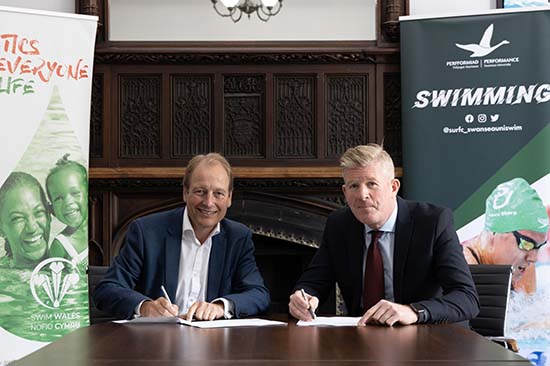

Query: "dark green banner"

xmin=401 ymin=8 xmax=550 ymax=363
xmin=401 ymin=10 xmax=549 ymax=211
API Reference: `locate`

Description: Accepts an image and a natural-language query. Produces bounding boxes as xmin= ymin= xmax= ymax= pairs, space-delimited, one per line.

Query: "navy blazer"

xmin=295 ymin=197 xmax=479 ymax=324
xmin=93 ymin=207 xmax=270 ymax=320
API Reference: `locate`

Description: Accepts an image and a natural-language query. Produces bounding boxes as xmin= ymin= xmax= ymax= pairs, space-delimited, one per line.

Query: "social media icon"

xmin=465 ymin=114 xmax=474 ymax=123
xmin=478 ymin=114 xmax=487 ymax=123
xmin=490 ymin=114 xmax=499 ymax=122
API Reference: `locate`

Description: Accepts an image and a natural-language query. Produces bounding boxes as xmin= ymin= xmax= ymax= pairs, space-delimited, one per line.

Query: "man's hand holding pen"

xmin=139 ymin=285 xmax=225 ymax=321
xmin=140 ymin=298 xmax=179 ymax=318
xmin=138 ymin=285 xmax=179 ymax=318
xmin=289 ymin=289 xmax=318 ymax=321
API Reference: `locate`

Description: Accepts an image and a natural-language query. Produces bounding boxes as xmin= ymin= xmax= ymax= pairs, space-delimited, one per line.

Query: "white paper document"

xmin=188 ymin=319 xmax=287 ymax=328
xmin=113 ymin=317 xmax=192 ymax=325
xmin=297 ymin=316 xmax=361 ymax=327
xmin=114 ymin=317 xmax=287 ymax=328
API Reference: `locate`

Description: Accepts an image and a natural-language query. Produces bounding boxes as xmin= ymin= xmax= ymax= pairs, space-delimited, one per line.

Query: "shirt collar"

xmin=364 ymin=201 xmax=398 ymax=234
xmin=182 ymin=206 xmax=221 ymax=243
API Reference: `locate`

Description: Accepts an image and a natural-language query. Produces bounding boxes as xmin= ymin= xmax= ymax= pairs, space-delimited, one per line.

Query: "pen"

xmin=300 ymin=288 xmax=316 ymax=319
xmin=161 ymin=285 xmax=177 ymax=317
xmin=161 ymin=285 xmax=172 ymax=304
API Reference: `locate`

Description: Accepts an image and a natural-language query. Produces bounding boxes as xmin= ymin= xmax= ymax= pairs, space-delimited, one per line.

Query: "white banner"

xmin=0 ymin=6 xmax=97 ymax=364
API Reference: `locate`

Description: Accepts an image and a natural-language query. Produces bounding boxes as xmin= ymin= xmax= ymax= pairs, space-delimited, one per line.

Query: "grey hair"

xmin=183 ymin=153 xmax=233 ymax=192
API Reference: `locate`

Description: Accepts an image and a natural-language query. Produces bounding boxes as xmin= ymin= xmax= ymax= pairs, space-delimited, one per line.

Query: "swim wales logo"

xmin=446 ymin=24 xmax=519 ymax=70
xmin=30 ymin=258 xmax=81 ymax=309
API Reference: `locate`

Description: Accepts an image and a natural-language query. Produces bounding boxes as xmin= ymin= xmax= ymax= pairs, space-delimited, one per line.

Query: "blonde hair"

xmin=183 ymin=153 xmax=233 ymax=191
xmin=340 ymin=144 xmax=395 ymax=178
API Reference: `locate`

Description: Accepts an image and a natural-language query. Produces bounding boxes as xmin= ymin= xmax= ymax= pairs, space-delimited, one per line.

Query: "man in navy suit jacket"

xmin=94 ymin=153 xmax=269 ymax=320
xmin=289 ymin=144 xmax=479 ymax=326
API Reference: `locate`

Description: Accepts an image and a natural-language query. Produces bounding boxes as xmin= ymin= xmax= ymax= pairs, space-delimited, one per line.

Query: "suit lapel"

xmin=164 ymin=208 xmax=184 ymax=301
xmin=347 ymin=210 xmax=366 ymax=314
xmin=207 ymin=224 xmax=226 ymax=301
xmin=393 ymin=197 xmax=413 ymax=303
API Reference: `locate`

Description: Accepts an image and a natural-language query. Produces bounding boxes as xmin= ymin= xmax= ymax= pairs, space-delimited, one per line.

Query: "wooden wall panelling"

xmin=161 ymin=72 xmax=170 ymax=160
xmin=223 ymin=74 xmax=266 ymax=158
xmin=316 ymin=71 xmax=326 ymax=159
xmin=265 ymin=72 xmax=274 ymax=160
xmin=88 ymin=62 xmax=383 ymax=265
xmin=86 ymin=189 xmax=113 ymax=266
xmin=326 ymin=74 xmax=368 ymax=157
xmin=119 ymin=74 xmax=162 ymax=159
xmin=102 ymin=191 xmax=113 ymax=266
xmin=93 ymin=64 xmax=376 ymax=169
xmin=367 ymin=69 xmax=378 ymax=148
xmin=90 ymin=64 xmax=111 ymax=166
xmin=79 ymin=0 xmax=405 ymax=270
xmin=213 ymin=71 xmax=224 ymax=154
xmin=90 ymin=73 xmax=103 ymax=159
xmin=274 ymin=75 xmax=316 ymax=159
xmin=88 ymin=191 xmax=103 ymax=265
xmin=376 ymin=63 xmax=402 ymax=166
xmin=377 ymin=0 xmax=409 ymax=48
xmin=171 ymin=74 xmax=214 ymax=157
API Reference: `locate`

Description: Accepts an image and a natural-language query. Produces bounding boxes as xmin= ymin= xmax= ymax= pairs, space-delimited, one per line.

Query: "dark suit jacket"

xmin=93 ymin=207 xmax=270 ymax=320
xmin=295 ymin=197 xmax=479 ymax=324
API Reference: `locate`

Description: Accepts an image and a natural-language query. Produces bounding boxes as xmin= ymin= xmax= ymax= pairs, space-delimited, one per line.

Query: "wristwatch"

xmin=410 ymin=303 xmax=427 ymax=323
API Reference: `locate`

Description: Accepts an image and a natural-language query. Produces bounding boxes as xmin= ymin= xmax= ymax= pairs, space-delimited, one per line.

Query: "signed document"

xmin=297 ymin=316 xmax=362 ymax=327
xmin=115 ymin=317 xmax=287 ymax=328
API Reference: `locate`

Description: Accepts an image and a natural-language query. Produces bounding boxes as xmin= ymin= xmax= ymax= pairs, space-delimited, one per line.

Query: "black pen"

xmin=300 ymin=288 xmax=316 ymax=319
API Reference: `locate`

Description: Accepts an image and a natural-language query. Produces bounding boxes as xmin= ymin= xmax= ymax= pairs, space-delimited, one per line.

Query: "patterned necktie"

xmin=363 ymin=230 xmax=384 ymax=311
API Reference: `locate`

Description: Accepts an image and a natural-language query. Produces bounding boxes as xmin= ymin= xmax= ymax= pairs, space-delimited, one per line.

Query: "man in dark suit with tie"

xmin=94 ymin=153 xmax=269 ymax=321
xmin=289 ymin=144 xmax=479 ymax=326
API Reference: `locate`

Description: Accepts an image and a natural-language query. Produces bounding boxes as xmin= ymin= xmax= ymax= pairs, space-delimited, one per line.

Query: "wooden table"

xmin=12 ymin=316 xmax=529 ymax=366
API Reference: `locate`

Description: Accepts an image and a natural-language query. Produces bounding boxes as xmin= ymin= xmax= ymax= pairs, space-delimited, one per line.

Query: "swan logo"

xmin=455 ymin=24 xmax=510 ymax=58
xmin=30 ymin=257 xmax=81 ymax=309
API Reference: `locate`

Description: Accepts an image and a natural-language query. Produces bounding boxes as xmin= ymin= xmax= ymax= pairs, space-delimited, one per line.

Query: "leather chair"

xmin=469 ymin=264 xmax=518 ymax=352
xmin=88 ymin=265 xmax=117 ymax=324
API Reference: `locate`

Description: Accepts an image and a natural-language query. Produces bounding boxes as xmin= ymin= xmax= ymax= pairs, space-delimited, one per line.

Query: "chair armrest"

xmin=486 ymin=336 xmax=519 ymax=352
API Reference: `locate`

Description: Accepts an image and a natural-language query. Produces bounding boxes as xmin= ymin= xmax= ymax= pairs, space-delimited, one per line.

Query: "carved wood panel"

xmin=172 ymin=75 xmax=213 ymax=156
xmin=326 ymin=75 xmax=367 ymax=157
xmin=383 ymin=72 xmax=402 ymax=167
xmin=90 ymin=74 xmax=103 ymax=159
xmin=224 ymin=75 xmax=265 ymax=157
xmin=274 ymin=76 xmax=315 ymax=158
xmin=91 ymin=64 xmax=378 ymax=168
xmin=119 ymin=75 xmax=162 ymax=158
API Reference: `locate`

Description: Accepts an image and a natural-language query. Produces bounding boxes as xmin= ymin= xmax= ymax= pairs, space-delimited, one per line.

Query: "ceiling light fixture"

xmin=211 ymin=0 xmax=283 ymax=22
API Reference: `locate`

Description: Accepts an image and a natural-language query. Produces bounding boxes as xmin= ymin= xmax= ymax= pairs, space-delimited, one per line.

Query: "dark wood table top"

xmin=12 ymin=315 xmax=529 ymax=366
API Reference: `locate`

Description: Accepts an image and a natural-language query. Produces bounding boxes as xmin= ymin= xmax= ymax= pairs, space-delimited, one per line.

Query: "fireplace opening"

xmin=253 ymin=234 xmax=336 ymax=315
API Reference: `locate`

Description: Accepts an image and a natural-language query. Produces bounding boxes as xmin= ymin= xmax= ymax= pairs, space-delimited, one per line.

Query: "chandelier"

xmin=211 ymin=0 xmax=283 ymax=22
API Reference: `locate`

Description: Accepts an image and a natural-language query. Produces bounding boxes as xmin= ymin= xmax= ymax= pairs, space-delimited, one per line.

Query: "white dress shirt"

xmin=363 ymin=203 xmax=398 ymax=303
xmin=136 ymin=207 xmax=233 ymax=317
xmin=174 ymin=207 xmax=219 ymax=314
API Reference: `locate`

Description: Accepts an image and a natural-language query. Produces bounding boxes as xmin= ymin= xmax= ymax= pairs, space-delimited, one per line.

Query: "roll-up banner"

xmin=0 ymin=6 xmax=97 ymax=365
xmin=401 ymin=7 xmax=550 ymax=362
